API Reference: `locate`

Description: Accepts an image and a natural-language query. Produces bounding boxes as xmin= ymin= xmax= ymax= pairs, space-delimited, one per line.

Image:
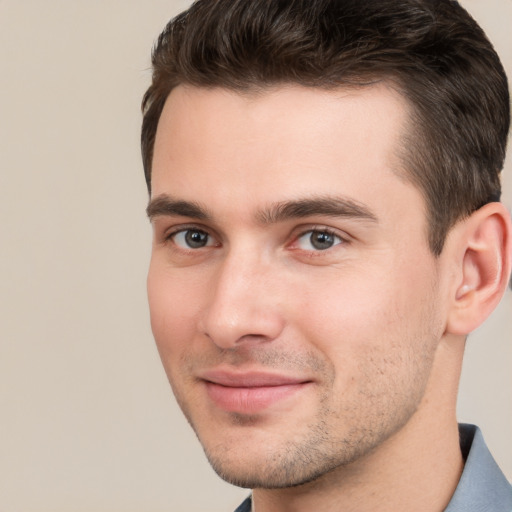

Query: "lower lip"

xmin=205 ymin=382 xmax=307 ymax=414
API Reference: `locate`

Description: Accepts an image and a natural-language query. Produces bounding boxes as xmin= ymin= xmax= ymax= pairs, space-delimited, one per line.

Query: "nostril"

xmin=200 ymin=309 xmax=285 ymax=349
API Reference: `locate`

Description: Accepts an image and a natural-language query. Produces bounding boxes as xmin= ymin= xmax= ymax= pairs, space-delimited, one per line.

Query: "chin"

xmin=204 ymin=443 xmax=357 ymax=489
xmin=198 ymin=425 xmax=367 ymax=490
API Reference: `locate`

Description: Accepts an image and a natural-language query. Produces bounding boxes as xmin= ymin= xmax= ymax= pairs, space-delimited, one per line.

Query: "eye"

xmin=296 ymin=229 xmax=343 ymax=251
xmin=171 ymin=228 xmax=215 ymax=249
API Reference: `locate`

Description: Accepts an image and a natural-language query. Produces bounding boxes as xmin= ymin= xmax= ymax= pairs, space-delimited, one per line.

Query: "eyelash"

xmin=292 ymin=226 xmax=347 ymax=252
xmin=164 ymin=225 xmax=216 ymax=246
xmin=162 ymin=225 xmax=349 ymax=253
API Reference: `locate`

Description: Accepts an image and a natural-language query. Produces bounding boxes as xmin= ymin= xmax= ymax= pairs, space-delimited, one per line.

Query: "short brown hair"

xmin=141 ymin=0 xmax=510 ymax=254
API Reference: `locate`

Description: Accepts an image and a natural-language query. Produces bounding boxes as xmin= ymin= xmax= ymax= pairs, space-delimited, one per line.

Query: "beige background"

xmin=0 ymin=1 xmax=510 ymax=511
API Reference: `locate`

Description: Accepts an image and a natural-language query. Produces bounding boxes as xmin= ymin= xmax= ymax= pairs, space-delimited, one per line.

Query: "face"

xmin=148 ymin=84 xmax=447 ymax=488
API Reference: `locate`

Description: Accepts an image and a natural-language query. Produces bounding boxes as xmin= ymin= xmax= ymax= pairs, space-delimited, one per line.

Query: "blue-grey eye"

xmin=174 ymin=229 xmax=212 ymax=249
xmin=297 ymin=230 xmax=342 ymax=251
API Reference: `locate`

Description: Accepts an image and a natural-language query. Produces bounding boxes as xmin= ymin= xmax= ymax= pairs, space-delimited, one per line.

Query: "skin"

xmin=147 ymin=84 xmax=480 ymax=511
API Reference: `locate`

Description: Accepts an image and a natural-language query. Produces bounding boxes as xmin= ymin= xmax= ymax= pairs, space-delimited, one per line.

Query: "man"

xmin=141 ymin=1 xmax=512 ymax=510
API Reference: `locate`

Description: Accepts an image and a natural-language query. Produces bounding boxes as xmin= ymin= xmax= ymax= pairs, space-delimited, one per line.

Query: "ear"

xmin=446 ymin=202 xmax=512 ymax=335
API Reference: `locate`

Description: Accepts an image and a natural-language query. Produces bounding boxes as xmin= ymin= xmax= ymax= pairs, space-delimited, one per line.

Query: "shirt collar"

xmin=235 ymin=424 xmax=512 ymax=512
xmin=444 ymin=424 xmax=512 ymax=511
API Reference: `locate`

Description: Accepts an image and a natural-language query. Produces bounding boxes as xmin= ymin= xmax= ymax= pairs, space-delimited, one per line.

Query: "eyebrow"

xmin=146 ymin=194 xmax=378 ymax=225
xmin=256 ymin=196 xmax=378 ymax=225
xmin=146 ymin=195 xmax=211 ymax=220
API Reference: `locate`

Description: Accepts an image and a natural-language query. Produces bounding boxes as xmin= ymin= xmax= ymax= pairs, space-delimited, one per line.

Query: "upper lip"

xmin=199 ymin=369 xmax=311 ymax=388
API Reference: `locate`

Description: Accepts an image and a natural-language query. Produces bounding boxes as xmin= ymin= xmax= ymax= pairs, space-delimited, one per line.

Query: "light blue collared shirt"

xmin=234 ymin=424 xmax=512 ymax=512
xmin=445 ymin=424 xmax=512 ymax=511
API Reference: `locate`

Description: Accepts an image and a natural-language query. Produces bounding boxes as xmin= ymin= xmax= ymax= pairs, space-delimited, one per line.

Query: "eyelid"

xmin=158 ymin=222 xmax=350 ymax=253
xmin=288 ymin=225 xmax=350 ymax=251
xmin=294 ymin=224 xmax=349 ymax=240
xmin=162 ymin=223 xmax=221 ymax=247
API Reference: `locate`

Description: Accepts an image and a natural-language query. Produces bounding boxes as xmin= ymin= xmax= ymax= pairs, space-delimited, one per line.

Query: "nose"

xmin=199 ymin=252 xmax=285 ymax=349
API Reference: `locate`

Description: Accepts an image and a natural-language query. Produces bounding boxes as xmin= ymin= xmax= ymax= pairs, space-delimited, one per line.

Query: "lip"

xmin=200 ymin=370 xmax=312 ymax=414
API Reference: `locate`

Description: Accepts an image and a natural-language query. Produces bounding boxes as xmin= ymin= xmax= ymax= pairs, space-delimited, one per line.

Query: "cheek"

xmin=147 ymin=264 xmax=202 ymax=359
xmin=292 ymin=273 xmax=395 ymax=346
xmin=290 ymin=260 xmax=439 ymax=372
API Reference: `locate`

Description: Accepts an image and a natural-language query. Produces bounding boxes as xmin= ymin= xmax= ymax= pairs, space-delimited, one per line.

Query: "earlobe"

xmin=447 ymin=203 xmax=512 ymax=335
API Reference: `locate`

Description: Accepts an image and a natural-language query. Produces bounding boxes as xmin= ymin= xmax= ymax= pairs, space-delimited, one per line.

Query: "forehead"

xmin=151 ymin=84 xmax=421 ymax=223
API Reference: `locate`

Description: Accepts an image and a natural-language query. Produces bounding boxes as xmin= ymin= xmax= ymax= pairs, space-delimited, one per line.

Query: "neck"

xmin=252 ymin=337 xmax=465 ymax=512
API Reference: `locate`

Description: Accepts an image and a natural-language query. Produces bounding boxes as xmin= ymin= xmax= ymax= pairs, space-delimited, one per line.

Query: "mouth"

xmin=199 ymin=370 xmax=312 ymax=414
